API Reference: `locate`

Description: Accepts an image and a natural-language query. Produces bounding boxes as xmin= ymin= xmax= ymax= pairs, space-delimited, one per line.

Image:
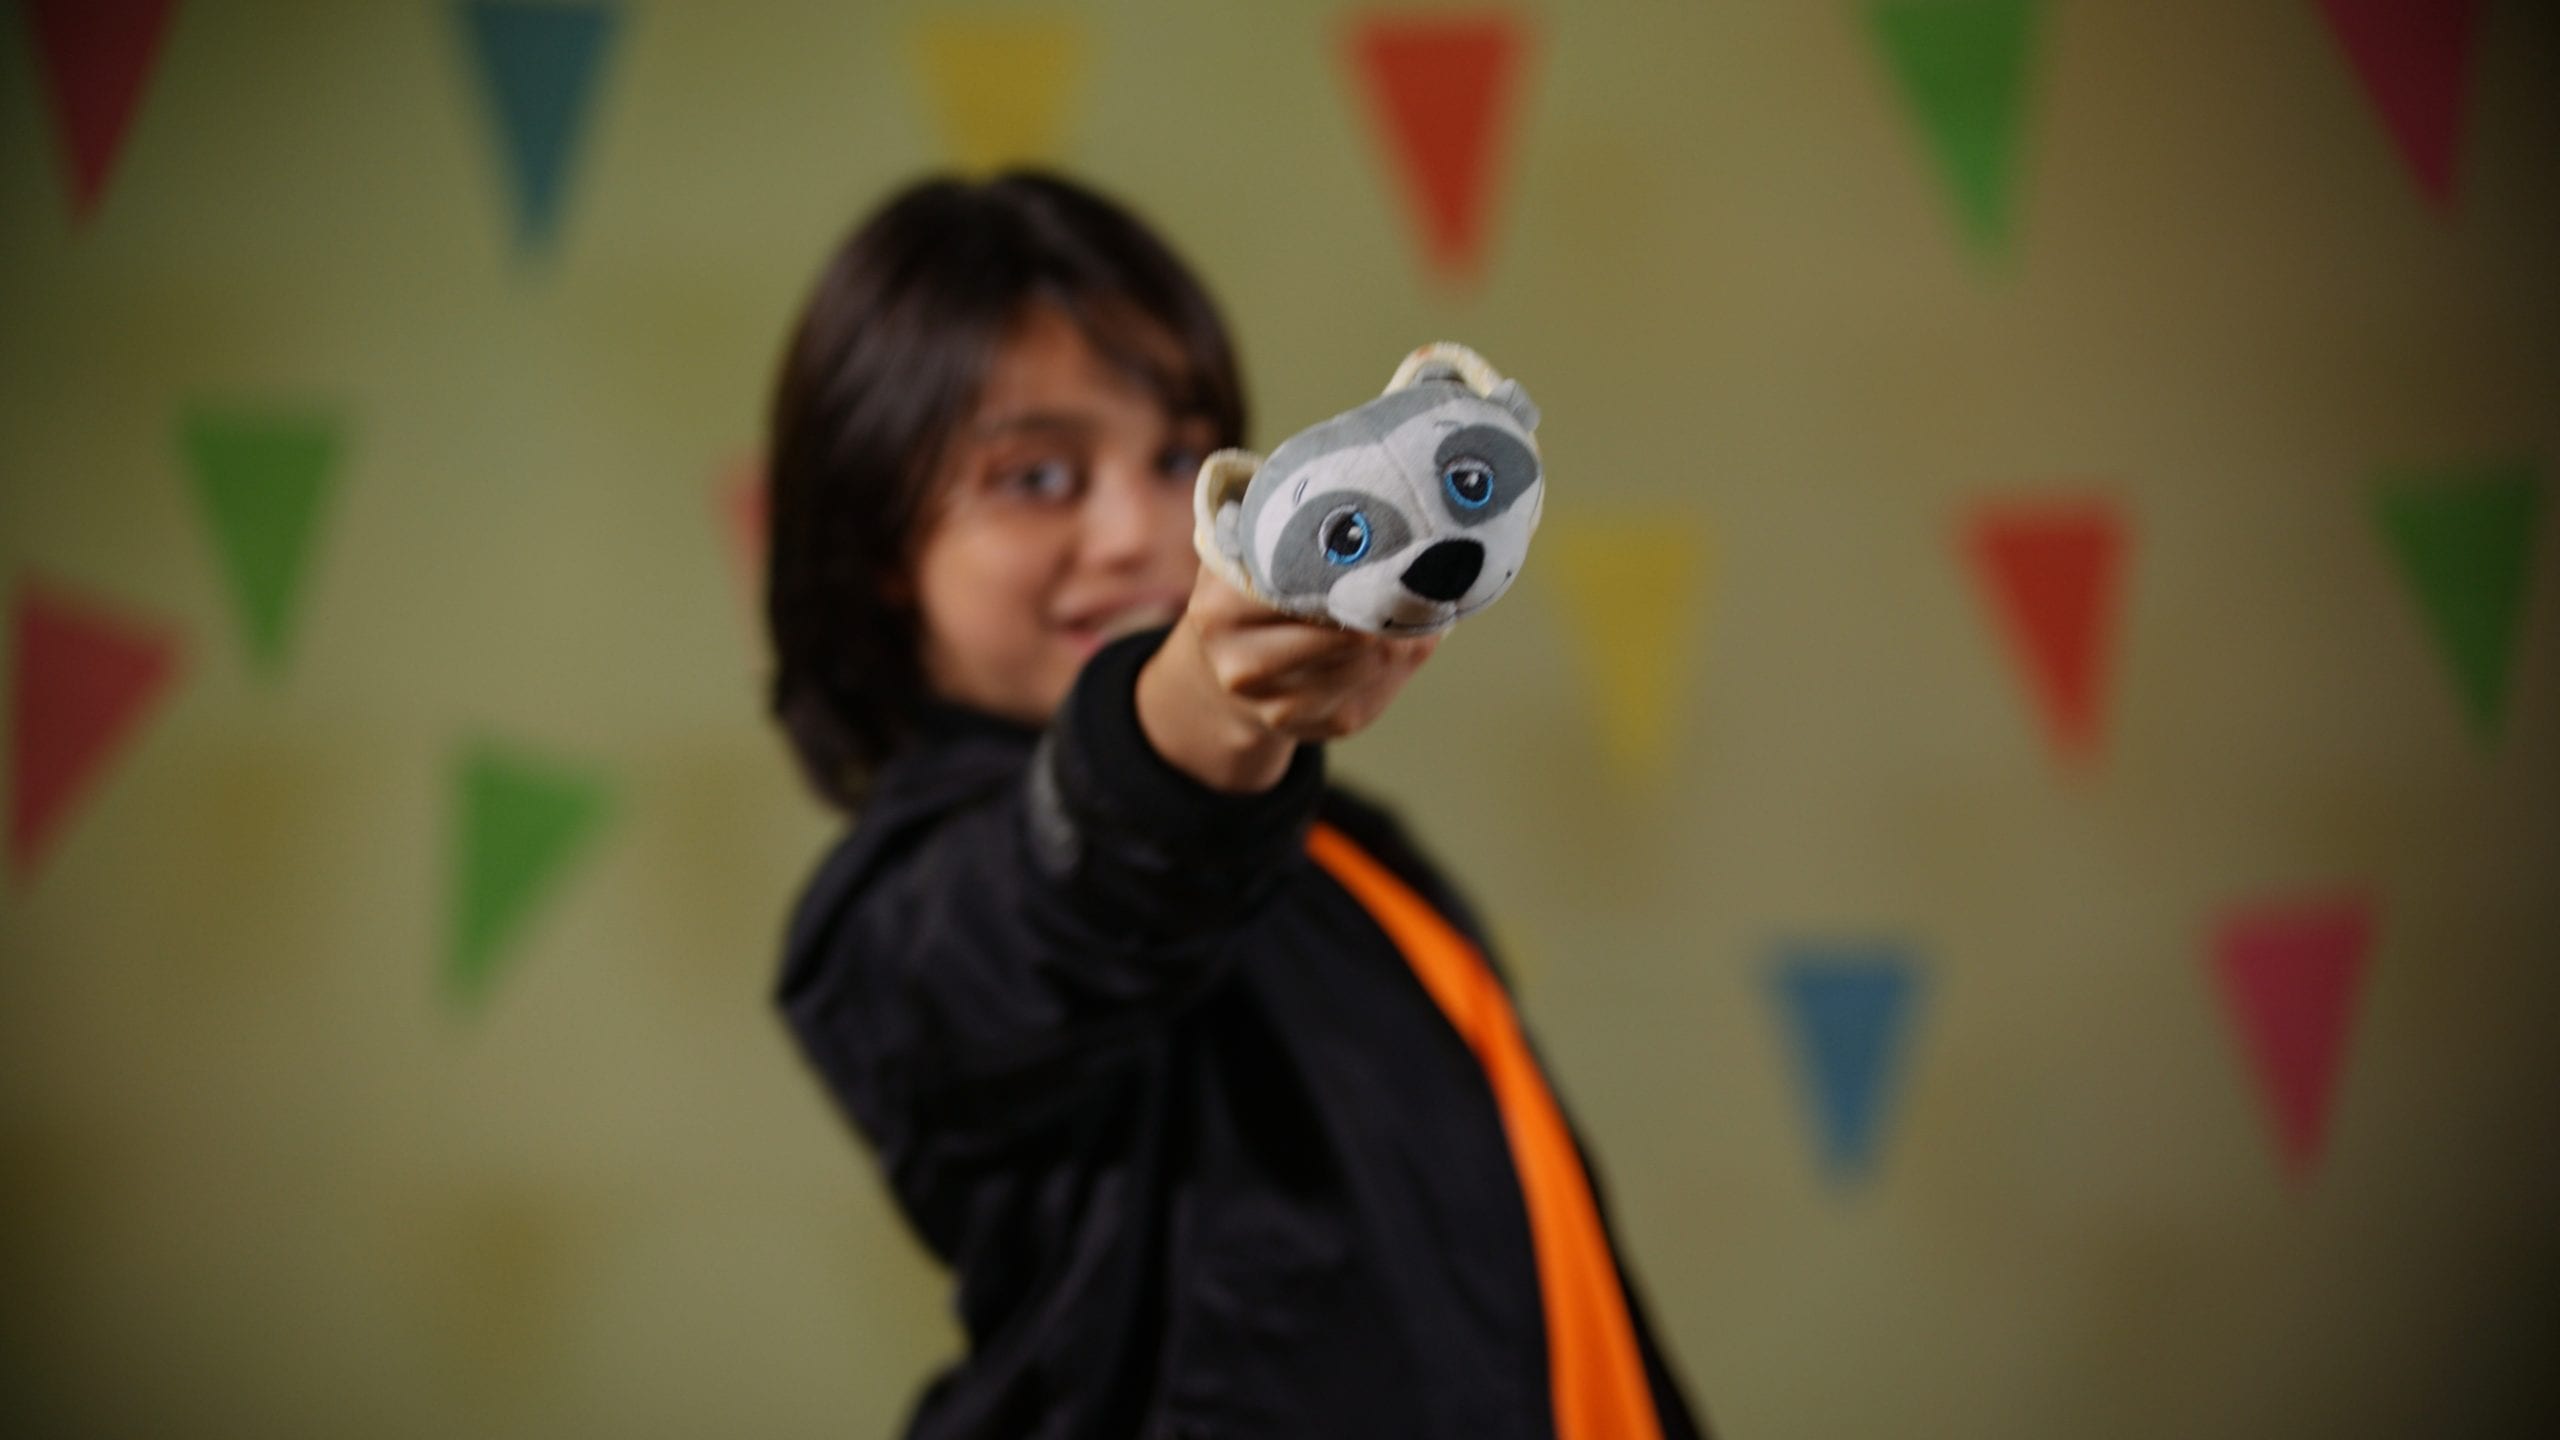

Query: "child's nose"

xmin=1080 ymin=464 xmax=1178 ymax=566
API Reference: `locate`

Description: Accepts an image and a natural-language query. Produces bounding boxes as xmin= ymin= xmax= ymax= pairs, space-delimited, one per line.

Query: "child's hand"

xmin=1135 ymin=565 xmax=1441 ymax=793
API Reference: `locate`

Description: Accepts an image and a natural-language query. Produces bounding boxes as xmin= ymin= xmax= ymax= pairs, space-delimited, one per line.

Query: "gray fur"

xmin=1264 ymin=488 xmax=1415 ymax=600
xmin=1236 ymin=383 xmax=1470 ymax=544
xmin=1431 ymin=423 xmax=1540 ymax=527
xmin=1212 ymin=345 xmax=1544 ymax=635
xmin=1487 ymin=378 xmax=1539 ymax=431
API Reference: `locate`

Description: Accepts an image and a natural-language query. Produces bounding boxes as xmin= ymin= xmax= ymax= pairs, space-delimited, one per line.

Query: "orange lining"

xmin=1306 ymin=823 xmax=1662 ymax=1440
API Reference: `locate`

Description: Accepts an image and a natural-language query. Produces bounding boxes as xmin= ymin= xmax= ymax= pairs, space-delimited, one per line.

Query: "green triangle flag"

xmin=449 ymin=743 xmax=614 ymax=1009
xmin=180 ymin=406 xmax=344 ymax=677
xmin=2373 ymin=461 xmax=2543 ymax=742
xmin=1868 ymin=0 xmax=2043 ymax=262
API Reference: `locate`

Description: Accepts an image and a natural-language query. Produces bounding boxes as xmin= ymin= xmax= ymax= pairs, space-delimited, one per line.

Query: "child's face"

xmin=907 ymin=304 xmax=1216 ymax=727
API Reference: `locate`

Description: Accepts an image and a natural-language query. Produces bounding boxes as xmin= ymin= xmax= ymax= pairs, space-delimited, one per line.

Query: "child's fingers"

xmin=1209 ymin=623 xmax=1380 ymax=698
xmin=1176 ymin=564 xmax=1446 ymax=737
xmin=1185 ymin=562 xmax=1399 ymax=643
xmin=1235 ymin=635 xmax=1440 ymax=739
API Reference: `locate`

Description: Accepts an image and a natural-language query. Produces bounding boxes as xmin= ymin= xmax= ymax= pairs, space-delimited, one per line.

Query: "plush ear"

xmin=1191 ymin=448 xmax=1267 ymax=597
xmin=1386 ymin=341 xmax=1505 ymax=396
xmin=1487 ymin=377 xmax=1540 ymax=432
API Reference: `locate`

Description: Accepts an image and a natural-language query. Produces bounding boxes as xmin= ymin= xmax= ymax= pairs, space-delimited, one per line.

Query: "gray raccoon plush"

xmin=1193 ymin=343 xmax=1543 ymax=635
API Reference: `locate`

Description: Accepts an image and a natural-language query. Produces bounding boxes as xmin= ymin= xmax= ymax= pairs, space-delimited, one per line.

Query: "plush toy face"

xmin=1197 ymin=345 xmax=1543 ymax=635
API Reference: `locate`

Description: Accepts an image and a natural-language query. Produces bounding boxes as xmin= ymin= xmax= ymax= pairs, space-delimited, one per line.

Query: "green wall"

xmin=3 ymin=3 xmax=2555 ymax=1436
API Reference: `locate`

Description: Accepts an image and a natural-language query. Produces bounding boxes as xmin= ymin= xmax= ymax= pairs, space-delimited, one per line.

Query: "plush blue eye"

xmin=1443 ymin=458 xmax=1494 ymax=510
xmin=1321 ymin=508 xmax=1372 ymax=565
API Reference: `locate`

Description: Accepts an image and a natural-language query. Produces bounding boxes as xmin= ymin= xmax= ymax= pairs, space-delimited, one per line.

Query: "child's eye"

xmin=1001 ymin=458 xmax=1077 ymax=500
xmin=1156 ymin=444 xmax=1205 ymax=480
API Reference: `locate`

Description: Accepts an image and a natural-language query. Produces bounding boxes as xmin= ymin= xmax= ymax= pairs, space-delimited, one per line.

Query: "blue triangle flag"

xmin=1772 ymin=943 xmax=1924 ymax=1184
xmin=458 ymin=0 xmax=620 ymax=253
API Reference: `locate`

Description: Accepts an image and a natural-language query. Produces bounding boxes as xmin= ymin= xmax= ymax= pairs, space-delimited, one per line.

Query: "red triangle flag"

xmin=1345 ymin=12 xmax=1529 ymax=283
xmin=1963 ymin=498 xmax=2128 ymax=764
xmin=2313 ymin=0 xmax=2479 ymax=212
xmin=10 ymin=581 xmax=185 ymax=882
xmin=23 ymin=0 xmax=181 ymax=223
xmin=717 ymin=455 xmax=768 ymax=610
xmin=2211 ymin=893 xmax=2375 ymax=1186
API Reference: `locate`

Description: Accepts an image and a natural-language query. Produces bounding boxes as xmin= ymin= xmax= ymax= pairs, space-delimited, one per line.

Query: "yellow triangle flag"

xmin=1537 ymin=514 xmax=1711 ymax=783
xmin=911 ymin=15 xmax=1087 ymax=174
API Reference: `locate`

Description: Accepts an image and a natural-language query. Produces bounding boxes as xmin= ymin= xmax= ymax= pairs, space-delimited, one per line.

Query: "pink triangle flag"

xmin=22 ymin=0 xmax=181 ymax=223
xmin=2312 ymin=0 xmax=2480 ymax=212
xmin=2210 ymin=891 xmax=2376 ymax=1186
xmin=10 ymin=579 xmax=185 ymax=882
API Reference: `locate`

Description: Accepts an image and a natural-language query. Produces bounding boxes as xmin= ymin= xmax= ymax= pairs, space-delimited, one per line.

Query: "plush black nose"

xmin=1401 ymin=539 xmax=1484 ymax=601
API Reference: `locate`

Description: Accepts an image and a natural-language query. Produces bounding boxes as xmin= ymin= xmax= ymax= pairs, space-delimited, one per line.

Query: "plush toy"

xmin=1194 ymin=342 xmax=1543 ymax=635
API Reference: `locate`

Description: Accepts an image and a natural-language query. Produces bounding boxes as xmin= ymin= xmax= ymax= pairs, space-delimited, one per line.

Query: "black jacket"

xmin=776 ymin=628 xmax=1708 ymax=1440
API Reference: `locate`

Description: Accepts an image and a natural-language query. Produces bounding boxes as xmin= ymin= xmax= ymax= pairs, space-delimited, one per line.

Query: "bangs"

xmin=1036 ymin=268 xmax=1244 ymax=450
xmin=1061 ymin=293 xmax=1224 ymax=426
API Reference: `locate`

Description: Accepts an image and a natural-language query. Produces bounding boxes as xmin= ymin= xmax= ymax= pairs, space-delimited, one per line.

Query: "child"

xmin=765 ymin=171 xmax=1709 ymax=1440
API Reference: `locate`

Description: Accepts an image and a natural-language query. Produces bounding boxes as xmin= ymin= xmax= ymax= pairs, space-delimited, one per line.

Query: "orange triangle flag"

xmin=1345 ymin=12 xmax=1532 ymax=283
xmin=1963 ymin=497 xmax=2128 ymax=764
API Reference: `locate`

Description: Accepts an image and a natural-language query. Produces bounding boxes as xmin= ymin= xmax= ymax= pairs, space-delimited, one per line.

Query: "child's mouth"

xmin=1069 ymin=604 xmax=1183 ymax=654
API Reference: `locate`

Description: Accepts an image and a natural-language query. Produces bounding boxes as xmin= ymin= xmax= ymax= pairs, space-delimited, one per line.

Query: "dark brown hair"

xmin=765 ymin=171 xmax=1247 ymax=812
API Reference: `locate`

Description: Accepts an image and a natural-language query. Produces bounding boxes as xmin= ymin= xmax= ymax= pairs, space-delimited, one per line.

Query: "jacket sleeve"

xmin=778 ymin=626 xmax=1325 ymax=1171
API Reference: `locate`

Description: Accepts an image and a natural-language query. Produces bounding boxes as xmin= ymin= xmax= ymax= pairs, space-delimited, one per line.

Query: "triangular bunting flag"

xmin=1867 ymin=0 xmax=2044 ymax=261
xmin=1344 ymin=11 xmax=1531 ymax=284
xmin=715 ymin=454 xmax=767 ymax=617
xmin=411 ymin=1186 xmax=589 ymax=1395
xmin=1772 ymin=943 xmax=1924 ymax=1185
xmin=22 ymin=0 xmax=181 ymax=223
xmin=456 ymin=0 xmax=622 ymax=253
xmin=2312 ymin=0 xmax=2480 ymax=212
xmin=2372 ymin=461 xmax=2541 ymax=742
xmin=1963 ymin=497 xmax=2128 ymax=764
xmin=910 ymin=14 xmax=1088 ymax=175
xmin=10 ymin=580 xmax=184 ymax=882
xmin=1538 ymin=513 xmax=1709 ymax=784
xmin=448 ymin=743 xmax=614 ymax=1009
xmin=180 ymin=405 xmax=345 ymax=677
xmin=2210 ymin=892 xmax=2375 ymax=1186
